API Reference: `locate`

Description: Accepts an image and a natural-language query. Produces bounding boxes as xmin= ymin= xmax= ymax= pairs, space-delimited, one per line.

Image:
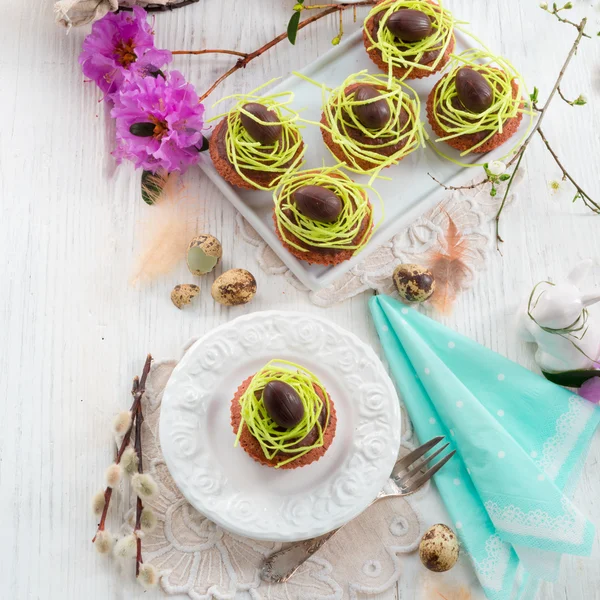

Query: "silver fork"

xmin=260 ymin=436 xmax=456 ymax=584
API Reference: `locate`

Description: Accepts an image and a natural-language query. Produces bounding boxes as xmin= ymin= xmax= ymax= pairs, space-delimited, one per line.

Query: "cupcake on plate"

xmin=320 ymin=71 xmax=425 ymax=173
xmin=273 ymin=166 xmax=379 ymax=266
xmin=363 ymin=0 xmax=456 ymax=80
xmin=209 ymin=90 xmax=305 ymax=190
xmin=426 ymin=49 xmax=528 ymax=155
xmin=231 ymin=359 xmax=337 ymax=469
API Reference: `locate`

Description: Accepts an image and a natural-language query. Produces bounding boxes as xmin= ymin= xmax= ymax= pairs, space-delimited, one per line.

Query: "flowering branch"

xmin=428 ymin=13 xmax=597 ymax=250
xmin=172 ymin=1 xmax=377 ymax=102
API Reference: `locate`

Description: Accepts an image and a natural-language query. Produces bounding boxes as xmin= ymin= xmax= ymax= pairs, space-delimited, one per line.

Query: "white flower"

xmin=113 ymin=534 xmax=137 ymax=559
xmin=113 ymin=411 xmax=132 ymax=435
xmin=539 ymin=2 xmax=548 ymax=8
xmin=91 ymin=490 xmax=106 ymax=517
xmin=137 ymin=563 xmax=158 ymax=589
xmin=94 ymin=530 xmax=113 ymax=555
xmin=121 ymin=447 xmax=139 ymax=476
xmin=140 ymin=508 xmax=158 ymax=533
xmin=105 ymin=463 xmax=123 ymax=488
xmin=131 ymin=473 xmax=159 ymax=501
xmin=487 ymin=160 xmax=506 ymax=176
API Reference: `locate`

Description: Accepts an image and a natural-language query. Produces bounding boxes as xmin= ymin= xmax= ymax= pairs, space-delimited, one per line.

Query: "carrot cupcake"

xmin=209 ymin=90 xmax=305 ymax=190
xmin=320 ymin=71 xmax=425 ymax=173
xmin=231 ymin=360 xmax=337 ymax=469
xmin=426 ymin=49 xmax=528 ymax=155
xmin=363 ymin=0 xmax=456 ymax=80
xmin=272 ymin=166 xmax=378 ymax=266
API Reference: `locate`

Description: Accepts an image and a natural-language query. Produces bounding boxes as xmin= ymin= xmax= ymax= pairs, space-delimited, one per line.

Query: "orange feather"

xmin=130 ymin=172 xmax=195 ymax=285
xmin=426 ymin=216 xmax=471 ymax=315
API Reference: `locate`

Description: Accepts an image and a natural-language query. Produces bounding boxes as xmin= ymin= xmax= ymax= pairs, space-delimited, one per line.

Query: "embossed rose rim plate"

xmin=160 ymin=310 xmax=401 ymax=542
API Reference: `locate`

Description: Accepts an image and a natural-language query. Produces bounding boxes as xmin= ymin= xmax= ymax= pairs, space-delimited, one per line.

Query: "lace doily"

xmin=122 ymin=356 xmax=430 ymax=599
xmin=238 ymin=176 xmax=521 ymax=307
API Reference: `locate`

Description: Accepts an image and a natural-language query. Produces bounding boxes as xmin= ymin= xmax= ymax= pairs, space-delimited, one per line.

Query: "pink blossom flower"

xmin=79 ymin=7 xmax=171 ymax=96
xmin=579 ymin=377 xmax=600 ymax=404
xmin=111 ymin=71 xmax=205 ymax=173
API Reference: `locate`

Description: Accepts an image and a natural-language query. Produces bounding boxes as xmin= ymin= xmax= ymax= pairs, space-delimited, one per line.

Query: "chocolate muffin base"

xmin=362 ymin=0 xmax=455 ymax=80
xmin=209 ymin=116 xmax=304 ymax=190
xmin=426 ymin=76 xmax=524 ymax=154
xmin=321 ymin=83 xmax=414 ymax=172
xmin=231 ymin=375 xmax=337 ymax=469
xmin=272 ymin=201 xmax=374 ymax=266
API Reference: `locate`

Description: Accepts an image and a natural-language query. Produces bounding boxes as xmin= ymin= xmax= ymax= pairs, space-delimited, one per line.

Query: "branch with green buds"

xmin=430 ymin=10 xmax=598 ymax=252
xmin=91 ymin=354 xmax=160 ymax=590
xmin=172 ymin=1 xmax=377 ymax=101
xmin=539 ymin=2 xmax=591 ymax=37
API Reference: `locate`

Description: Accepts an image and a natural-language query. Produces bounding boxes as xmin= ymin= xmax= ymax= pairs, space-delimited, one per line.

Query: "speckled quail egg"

xmin=419 ymin=523 xmax=459 ymax=572
xmin=393 ymin=263 xmax=436 ymax=303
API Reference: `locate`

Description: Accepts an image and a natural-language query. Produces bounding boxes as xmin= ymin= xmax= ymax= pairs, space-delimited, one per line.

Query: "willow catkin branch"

xmin=92 ymin=355 xmax=152 ymax=542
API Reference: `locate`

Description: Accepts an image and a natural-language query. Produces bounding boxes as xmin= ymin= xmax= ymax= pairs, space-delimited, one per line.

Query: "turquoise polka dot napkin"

xmin=370 ymin=295 xmax=600 ymax=600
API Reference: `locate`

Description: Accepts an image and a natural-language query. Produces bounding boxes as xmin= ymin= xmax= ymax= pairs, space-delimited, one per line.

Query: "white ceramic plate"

xmin=160 ymin=311 xmax=401 ymax=542
xmin=199 ymin=26 xmax=531 ymax=291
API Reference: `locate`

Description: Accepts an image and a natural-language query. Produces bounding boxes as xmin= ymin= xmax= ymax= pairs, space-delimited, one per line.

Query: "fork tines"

xmin=393 ymin=436 xmax=456 ymax=493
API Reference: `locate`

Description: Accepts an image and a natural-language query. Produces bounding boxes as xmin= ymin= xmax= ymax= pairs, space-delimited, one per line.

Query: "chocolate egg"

xmin=263 ymin=381 xmax=305 ymax=429
xmin=353 ymin=85 xmax=391 ymax=130
xmin=393 ymin=264 xmax=435 ymax=303
xmin=455 ymin=67 xmax=493 ymax=114
xmin=386 ymin=9 xmax=433 ymax=42
xmin=293 ymin=185 xmax=343 ymax=223
xmin=240 ymin=102 xmax=283 ymax=145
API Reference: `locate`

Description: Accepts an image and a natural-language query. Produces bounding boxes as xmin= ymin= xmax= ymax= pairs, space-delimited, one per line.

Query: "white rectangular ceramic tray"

xmin=200 ymin=27 xmax=528 ymax=291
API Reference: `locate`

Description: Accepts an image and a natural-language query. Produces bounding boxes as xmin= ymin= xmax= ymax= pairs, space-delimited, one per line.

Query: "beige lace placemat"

xmin=120 ymin=355 xmax=434 ymax=599
xmin=238 ymin=176 xmax=521 ymax=307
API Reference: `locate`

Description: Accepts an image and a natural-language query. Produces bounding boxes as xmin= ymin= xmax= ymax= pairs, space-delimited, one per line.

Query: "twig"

xmin=133 ymin=398 xmax=145 ymax=577
xmin=508 ymin=18 xmax=588 ymax=167
xmin=172 ymin=49 xmax=248 ymax=58
xmin=117 ymin=0 xmax=200 ymax=13
xmin=92 ymin=354 xmax=153 ymax=542
xmin=173 ymin=1 xmax=377 ymax=101
xmin=542 ymin=4 xmax=592 ymax=37
xmin=427 ymin=172 xmax=487 ymax=192
xmin=495 ymin=148 xmax=525 ymax=251
xmin=536 ymin=126 xmax=600 ymax=213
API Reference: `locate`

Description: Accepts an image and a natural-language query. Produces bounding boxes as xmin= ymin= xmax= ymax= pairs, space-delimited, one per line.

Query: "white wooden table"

xmin=2 ymin=0 xmax=599 ymax=598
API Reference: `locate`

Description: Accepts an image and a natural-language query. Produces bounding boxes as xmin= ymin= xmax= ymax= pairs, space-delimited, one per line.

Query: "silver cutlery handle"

xmin=260 ymin=528 xmax=340 ymax=583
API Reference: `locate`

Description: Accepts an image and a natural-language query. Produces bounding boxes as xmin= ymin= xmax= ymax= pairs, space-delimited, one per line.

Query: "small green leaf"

xmin=529 ymin=86 xmax=539 ymax=103
xmin=490 ymin=187 xmax=497 ymax=197
xmin=542 ymin=369 xmax=600 ymax=387
xmin=499 ymin=174 xmax=511 ymax=181
xmin=130 ymin=122 xmax=156 ymax=137
xmin=287 ymin=11 xmax=301 ymax=45
xmin=141 ymin=170 xmax=163 ymax=205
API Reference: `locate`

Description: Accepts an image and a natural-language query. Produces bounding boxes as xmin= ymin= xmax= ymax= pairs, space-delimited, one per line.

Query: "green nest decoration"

xmin=429 ymin=48 xmax=535 ymax=162
xmin=210 ymin=81 xmax=305 ymax=190
xmin=274 ymin=165 xmax=381 ymax=253
xmin=234 ymin=360 xmax=330 ymax=468
xmin=364 ymin=0 xmax=456 ymax=80
xmin=320 ymin=71 xmax=426 ymax=174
